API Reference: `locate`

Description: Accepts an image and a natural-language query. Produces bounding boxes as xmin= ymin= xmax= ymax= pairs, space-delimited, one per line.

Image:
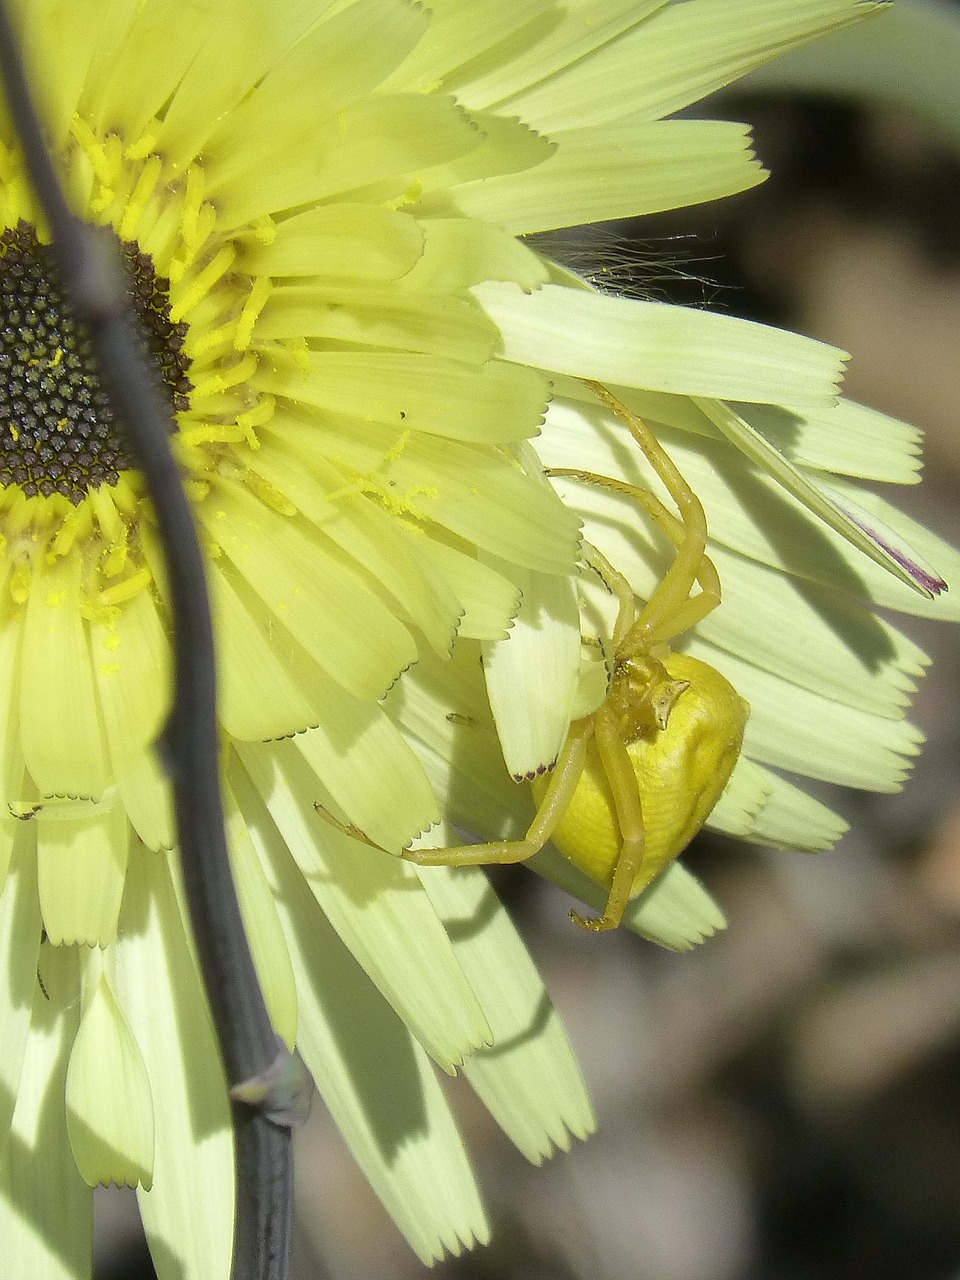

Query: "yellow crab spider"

xmin=322 ymin=382 xmax=748 ymax=931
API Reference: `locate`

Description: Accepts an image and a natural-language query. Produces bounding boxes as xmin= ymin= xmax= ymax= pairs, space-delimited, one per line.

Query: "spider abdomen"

xmin=539 ymin=653 xmax=748 ymax=897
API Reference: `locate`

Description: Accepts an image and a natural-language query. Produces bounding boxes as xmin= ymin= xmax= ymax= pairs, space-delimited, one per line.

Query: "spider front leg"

xmin=314 ymin=722 xmax=592 ymax=871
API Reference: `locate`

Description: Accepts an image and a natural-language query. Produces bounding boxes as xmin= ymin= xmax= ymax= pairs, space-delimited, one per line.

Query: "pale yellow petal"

xmin=16 ymin=0 xmax=110 ymax=148
xmin=418 ymin=857 xmax=595 ymax=1162
xmin=201 ymin=476 xmax=416 ymax=700
xmin=91 ymin=589 xmax=171 ymax=775
xmin=0 ymin=823 xmax=41 ymax=1139
xmin=210 ymin=560 xmax=317 ymax=741
xmin=240 ymin=203 xmax=424 ymax=280
xmin=405 ymin=533 xmax=522 ymax=641
xmin=115 ymin=845 xmax=234 ymax=1280
xmin=233 ymin=747 xmax=491 ymax=1073
xmin=441 ymin=120 xmax=764 ymax=232
xmin=740 ymin=765 xmax=849 ymax=850
xmin=241 ymin=445 xmax=463 ymax=657
xmin=694 ymin=639 xmax=922 ymax=793
xmin=36 ymin=795 xmax=128 ymax=946
xmin=116 ymin=747 xmax=175 ymax=852
xmin=260 ymin=408 xmax=581 ymax=574
xmin=224 ymin=789 xmax=298 ymax=1049
xmin=155 ymin=0 xmax=336 ymax=168
xmin=256 ymin=284 xmax=498 ymax=362
xmin=482 ymin=564 xmax=581 ymax=779
xmin=66 ymin=951 xmax=154 ymax=1189
xmin=255 ymin=793 xmax=490 ymax=1262
xmin=213 ymin=94 xmax=480 ymax=231
xmin=21 ymin=551 xmax=109 ymax=799
xmin=401 ymin=217 xmax=550 ymax=294
xmin=0 ymin=619 xmax=24 ymax=816
xmin=548 ymin=470 xmax=927 ymax=718
xmin=383 ymin=642 xmax=531 ymax=843
xmin=85 ymin=0 xmax=211 ymax=139
xmin=446 ymin=0 xmax=665 ymax=107
xmin=386 ymin=0 xmax=555 ymax=94
xmin=205 ymin=0 xmax=428 ymax=170
xmin=475 ymin=281 xmax=846 ymax=406
xmin=0 ymin=946 xmax=91 ymax=1280
xmin=293 ymin=696 xmax=440 ymax=854
xmin=501 ymin=0 xmax=884 ymax=129
xmin=258 ymin=351 xmax=549 ymax=445
xmin=530 ymin=847 xmax=726 ymax=951
xmin=708 ymin=754 xmax=775 ymax=839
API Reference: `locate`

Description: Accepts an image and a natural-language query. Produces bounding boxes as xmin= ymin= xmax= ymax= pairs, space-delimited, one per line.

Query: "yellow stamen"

xmin=234 ymin=277 xmax=272 ymax=352
xmin=189 ymin=350 xmax=257 ymax=398
xmin=169 ymin=244 xmax=236 ymax=323
xmin=119 ymin=155 xmax=163 ymax=241
xmin=98 ymin=567 xmax=152 ymax=606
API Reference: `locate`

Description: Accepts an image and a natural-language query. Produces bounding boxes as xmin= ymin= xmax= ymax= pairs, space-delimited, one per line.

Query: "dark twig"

xmin=0 ymin=8 xmax=308 ymax=1279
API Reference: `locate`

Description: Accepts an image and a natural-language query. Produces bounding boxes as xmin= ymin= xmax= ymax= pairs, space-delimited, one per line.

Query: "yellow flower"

xmin=0 ymin=0 xmax=955 ymax=1276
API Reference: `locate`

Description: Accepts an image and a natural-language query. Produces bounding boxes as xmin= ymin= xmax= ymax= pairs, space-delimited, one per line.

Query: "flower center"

xmin=0 ymin=219 xmax=192 ymax=505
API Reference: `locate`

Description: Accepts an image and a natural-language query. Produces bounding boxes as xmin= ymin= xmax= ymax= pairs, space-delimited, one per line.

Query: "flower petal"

xmin=153 ymin=0 xmax=335 ymax=169
xmin=531 ymin=847 xmax=726 ymax=952
xmin=388 ymin=0 xmax=556 ymax=95
xmin=201 ymin=476 xmax=416 ymax=700
xmin=417 ymin=856 xmax=595 ymax=1162
xmin=258 ymin=351 xmax=549 ymax=446
xmin=260 ymin=410 xmax=581 ymax=574
xmin=114 ymin=845 xmax=234 ymax=1280
xmin=91 ymin=589 xmax=171 ymax=775
xmin=232 ymin=749 xmax=491 ymax=1073
xmin=697 ymin=398 xmax=940 ymax=596
xmin=21 ymin=551 xmax=109 ymax=799
xmin=0 ymin=945 xmax=91 ymax=1280
xmin=84 ymin=0 xmax=210 ymax=139
xmin=203 ymin=0 xmax=429 ymax=173
xmin=731 ymin=398 xmax=922 ymax=485
xmin=257 ymin=283 xmax=499 ymax=362
xmin=443 ymin=120 xmax=765 ymax=232
xmin=476 ymin=281 xmax=847 ymax=405
xmin=695 ymin=638 xmax=923 ymax=792
xmin=741 ymin=765 xmax=849 ymax=850
xmin=445 ymin=0 xmax=666 ymax=107
xmin=65 ymin=950 xmax=154 ymax=1189
xmin=209 ymin=560 xmax=317 ymax=742
xmin=547 ymin=469 xmax=929 ymax=718
xmin=708 ymin=753 xmax=775 ymax=838
xmin=212 ymin=93 xmax=480 ymax=230
xmin=37 ymin=795 xmax=128 ymax=946
xmin=241 ymin=203 xmax=424 ymax=281
xmin=116 ymin=747 xmax=175 ymax=853
xmin=0 ymin=823 xmax=41 ymax=1140
xmin=500 ymin=0 xmax=885 ymax=129
xmin=256 ymin=802 xmax=490 ymax=1263
xmin=538 ymin=391 xmax=960 ymax=619
xmin=482 ymin=564 xmax=581 ymax=779
xmin=225 ymin=788 xmax=298 ymax=1049
xmin=401 ymin=217 xmax=549 ymax=294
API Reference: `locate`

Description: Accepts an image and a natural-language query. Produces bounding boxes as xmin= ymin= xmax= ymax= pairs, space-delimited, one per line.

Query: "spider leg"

xmin=582 ymin=540 xmax=637 ymax=653
xmin=582 ymin=380 xmax=717 ymax=649
xmin=571 ymin=705 xmax=646 ymax=933
xmin=314 ymin=721 xmax=592 ymax=868
xmin=549 ymin=469 xmax=721 ymax=651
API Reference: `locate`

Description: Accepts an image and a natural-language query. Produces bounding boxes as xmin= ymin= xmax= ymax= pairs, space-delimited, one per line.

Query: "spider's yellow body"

xmin=533 ymin=652 xmax=747 ymax=898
